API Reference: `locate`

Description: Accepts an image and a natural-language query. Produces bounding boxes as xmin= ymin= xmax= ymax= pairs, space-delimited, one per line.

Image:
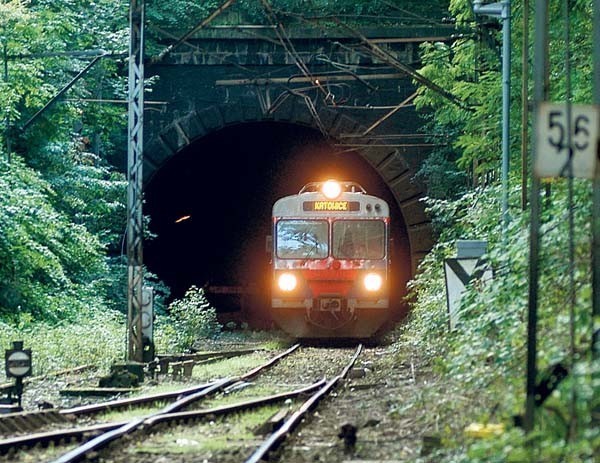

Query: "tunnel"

xmin=144 ymin=121 xmax=413 ymax=328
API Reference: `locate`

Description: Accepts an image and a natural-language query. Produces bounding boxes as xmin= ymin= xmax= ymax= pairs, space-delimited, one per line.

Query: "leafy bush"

xmin=0 ymin=1 xmax=129 ymax=324
xmin=0 ymin=309 xmax=126 ymax=378
xmin=404 ymin=180 xmax=598 ymax=462
xmin=0 ymin=157 xmax=111 ymax=321
xmin=165 ymin=286 xmax=221 ymax=352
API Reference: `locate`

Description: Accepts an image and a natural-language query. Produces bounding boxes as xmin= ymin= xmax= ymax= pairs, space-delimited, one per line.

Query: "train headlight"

xmin=322 ymin=180 xmax=342 ymax=199
xmin=363 ymin=273 xmax=383 ymax=292
xmin=278 ymin=273 xmax=297 ymax=291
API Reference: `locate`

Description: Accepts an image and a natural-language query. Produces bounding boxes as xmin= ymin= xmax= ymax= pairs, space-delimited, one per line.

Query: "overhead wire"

xmin=380 ymin=0 xmax=445 ymax=26
xmin=273 ymin=6 xmax=470 ymax=110
xmin=149 ymin=0 xmax=237 ymax=64
xmin=258 ymin=0 xmax=328 ymax=135
xmin=146 ymin=1 xmax=472 ymax=142
xmin=218 ymin=5 xmax=476 ymax=118
xmin=254 ymin=4 xmax=476 ymax=150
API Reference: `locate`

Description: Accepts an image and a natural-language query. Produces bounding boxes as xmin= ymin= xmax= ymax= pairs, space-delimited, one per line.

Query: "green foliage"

xmin=145 ymin=0 xmax=449 ymax=33
xmin=49 ymin=151 xmax=127 ymax=251
xmin=414 ymin=0 xmax=593 ymax=177
xmin=147 ymin=0 xmax=220 ymax=30
xmin=0 ymin=1 xmax=130 ymax=323
xmin=0 ymin=308 xmax=126 ymax=375
xmin=405 ymin=2 xmax=597 ymax=460
xmin=405 ymin=180 xmax=598 ymax=462
xmin=415 ymin=149 xmax=469 ymax=200
xmin=165 ymin=286 xmax=221 ymax=352
xmin=0 ymin=157 xmax=111 ymax=320
xmin=1 ymin=0 xmax=127 ymax=147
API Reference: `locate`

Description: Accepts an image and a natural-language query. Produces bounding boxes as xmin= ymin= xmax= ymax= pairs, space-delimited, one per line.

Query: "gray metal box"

xmin=456 ymin=240 xmax=487 ymax=259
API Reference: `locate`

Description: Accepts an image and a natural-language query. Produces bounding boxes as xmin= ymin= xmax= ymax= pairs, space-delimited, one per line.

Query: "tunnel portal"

xmin=144 ymin=121 xmax=413 ymax=327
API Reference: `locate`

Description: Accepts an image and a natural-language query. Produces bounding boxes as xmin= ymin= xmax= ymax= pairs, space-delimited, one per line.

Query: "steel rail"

xmin=0 ymin=422 xmax=126 ymax=454
xmin=0 ymin=376 xmax=323 ymax=454
xmin=0 ymin=347 xmax=283 ymax=429
xmin=144 ymin=379 xmax=326 ymax=426
xmin=0 ymin=381 xmax=217 ymax=434
xmin=245 ymin=344 xmax=363 ymax=463
xmin=50 ymin=344 xmax=299 ymax=463
xmin=61 ymin=381 xmax=215 ymax=416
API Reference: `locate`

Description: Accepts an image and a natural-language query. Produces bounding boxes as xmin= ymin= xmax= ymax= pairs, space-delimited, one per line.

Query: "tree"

xmin=0 ymin=1 xmax=129 ymax=322
xmin=414 ymin=0 xmax=593 ymax=180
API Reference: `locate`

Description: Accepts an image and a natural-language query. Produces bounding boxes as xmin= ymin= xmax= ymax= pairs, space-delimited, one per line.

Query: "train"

xmin=270 ymin=180 xmax=391 ymax=338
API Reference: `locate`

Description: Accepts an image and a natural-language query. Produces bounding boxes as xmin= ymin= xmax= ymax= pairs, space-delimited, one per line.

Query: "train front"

xmin=270 ymin=180 xmax=390 ymax=338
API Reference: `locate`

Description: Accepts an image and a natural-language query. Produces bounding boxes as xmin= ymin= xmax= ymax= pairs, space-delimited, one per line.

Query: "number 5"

xmin=547 ymin=110 xmax=565 ymax=153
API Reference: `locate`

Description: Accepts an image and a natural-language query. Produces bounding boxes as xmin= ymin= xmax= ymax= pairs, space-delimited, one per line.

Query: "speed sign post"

xmin=4 ymin=341 xmax=32 ymax=408
xmin=527 ymin=101 xmax=599 ymax=432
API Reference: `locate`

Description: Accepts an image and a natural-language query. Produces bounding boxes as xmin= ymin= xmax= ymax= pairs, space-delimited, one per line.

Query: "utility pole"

xmin=126 ymin=0 xmax=145 ymax=363
xmin=3 ymin=41 xmax=10 ymax=162
xmin=472 ymin=0 xmax=511 ymax=241
xmin=593 ymin=0 xmax=600 ymax=362
xmin=525 ymin=0 xmax=548 ymax=434
xmin=520 ymin=0 xmax=529 ymax=210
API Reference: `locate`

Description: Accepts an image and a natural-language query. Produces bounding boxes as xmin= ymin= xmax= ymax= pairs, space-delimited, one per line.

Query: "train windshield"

xmin=276 ymin=220 xmax=329 ymax=259
xmin=333 ymin=220 xmax=386 ymax=259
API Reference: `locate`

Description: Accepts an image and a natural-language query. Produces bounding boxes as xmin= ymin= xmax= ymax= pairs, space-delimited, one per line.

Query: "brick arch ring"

xmin=143 ymin=96 xmax=434 ymax=274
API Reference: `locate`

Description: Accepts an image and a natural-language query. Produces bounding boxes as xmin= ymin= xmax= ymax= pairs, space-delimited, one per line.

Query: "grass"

xmin=0 ymin=310 xmax=125 ymax=378
xmin=193 ymin=330 xmax=293 ymax=351
xmin=202 ymin=384 xmax=295 ymax=408
xmin=97 ymin=404 xmax=167 ymax=422
xmin=2 ymin=442 xmax=82 ymax=463
xmin=191 ymin=352 xmax=273 ymax=381
xmin=130 ymin=405 xmax=284 ymax=455
xmin=0 ymin=310 xmax=290 ymax=384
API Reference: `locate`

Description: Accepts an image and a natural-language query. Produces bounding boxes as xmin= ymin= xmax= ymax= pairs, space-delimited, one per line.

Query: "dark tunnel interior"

xmin=144 ymin=121 xmax=412 ymax=326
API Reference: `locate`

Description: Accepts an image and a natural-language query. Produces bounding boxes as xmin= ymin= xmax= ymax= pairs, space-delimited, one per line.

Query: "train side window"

xmin=276 ymin=220 xmax=329 ymax=259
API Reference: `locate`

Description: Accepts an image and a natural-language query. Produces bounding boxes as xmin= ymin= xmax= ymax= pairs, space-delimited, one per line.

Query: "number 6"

xmin=573 ymin=114 xmax=590 ymax=151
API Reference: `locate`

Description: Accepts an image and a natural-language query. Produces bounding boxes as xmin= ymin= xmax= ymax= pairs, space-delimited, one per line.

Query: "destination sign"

xmin=303 ymin=201 xmax=360 ymax=212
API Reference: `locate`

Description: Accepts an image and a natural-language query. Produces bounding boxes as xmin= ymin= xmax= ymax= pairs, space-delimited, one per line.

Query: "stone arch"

xmin=143 ymin=96 xmax=434 ymax=274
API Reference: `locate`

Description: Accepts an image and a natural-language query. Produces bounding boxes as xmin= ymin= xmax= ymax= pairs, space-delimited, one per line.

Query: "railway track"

xmin=0 ymin=365 xmax=95 ymax=396
xmin=0 ymin=346 xmax=273 ymax=436
xmin=0 ymin=343 xmax=374 ymax=463
xmin=245 ymin=344 xmax=362 ymax=463
xmin=74 ymin=344 xmax=362 ymax=463
xmin=0 ymin=344 xmax=299 ymax=460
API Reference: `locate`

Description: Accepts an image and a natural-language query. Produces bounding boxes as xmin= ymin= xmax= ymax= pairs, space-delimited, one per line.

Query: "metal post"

xmin=126 ymin=0 xmax=145 ymax=363
xmin=500 ymin=0 xmax=511 ymax=239
xmin=3 ymin=41 xmax=10 ymax=162
xmin=520 ymin=0 xmax=529 ymax=210
xmin=473 ymin=0 xmax=511 ymax=241
xmin=525 ymin=0 xmax=548 ymax=434
xmin=592 ymin=0 xmax=600 ymax=361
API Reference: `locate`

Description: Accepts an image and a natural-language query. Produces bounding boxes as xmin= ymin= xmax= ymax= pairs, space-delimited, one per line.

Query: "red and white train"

xmin=270 ymin=180 xmax=390 ymax=338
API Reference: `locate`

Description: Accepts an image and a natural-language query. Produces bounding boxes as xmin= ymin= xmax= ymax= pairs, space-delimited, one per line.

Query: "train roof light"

xmin=298 ymin=181 xmax=366 ymax=195
xmin=322 ymin=180 xmax=342 ymax=199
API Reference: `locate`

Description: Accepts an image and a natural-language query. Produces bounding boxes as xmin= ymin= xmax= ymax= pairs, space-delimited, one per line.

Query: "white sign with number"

xmin=535 ymin=103 xmax=599 ymax=179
